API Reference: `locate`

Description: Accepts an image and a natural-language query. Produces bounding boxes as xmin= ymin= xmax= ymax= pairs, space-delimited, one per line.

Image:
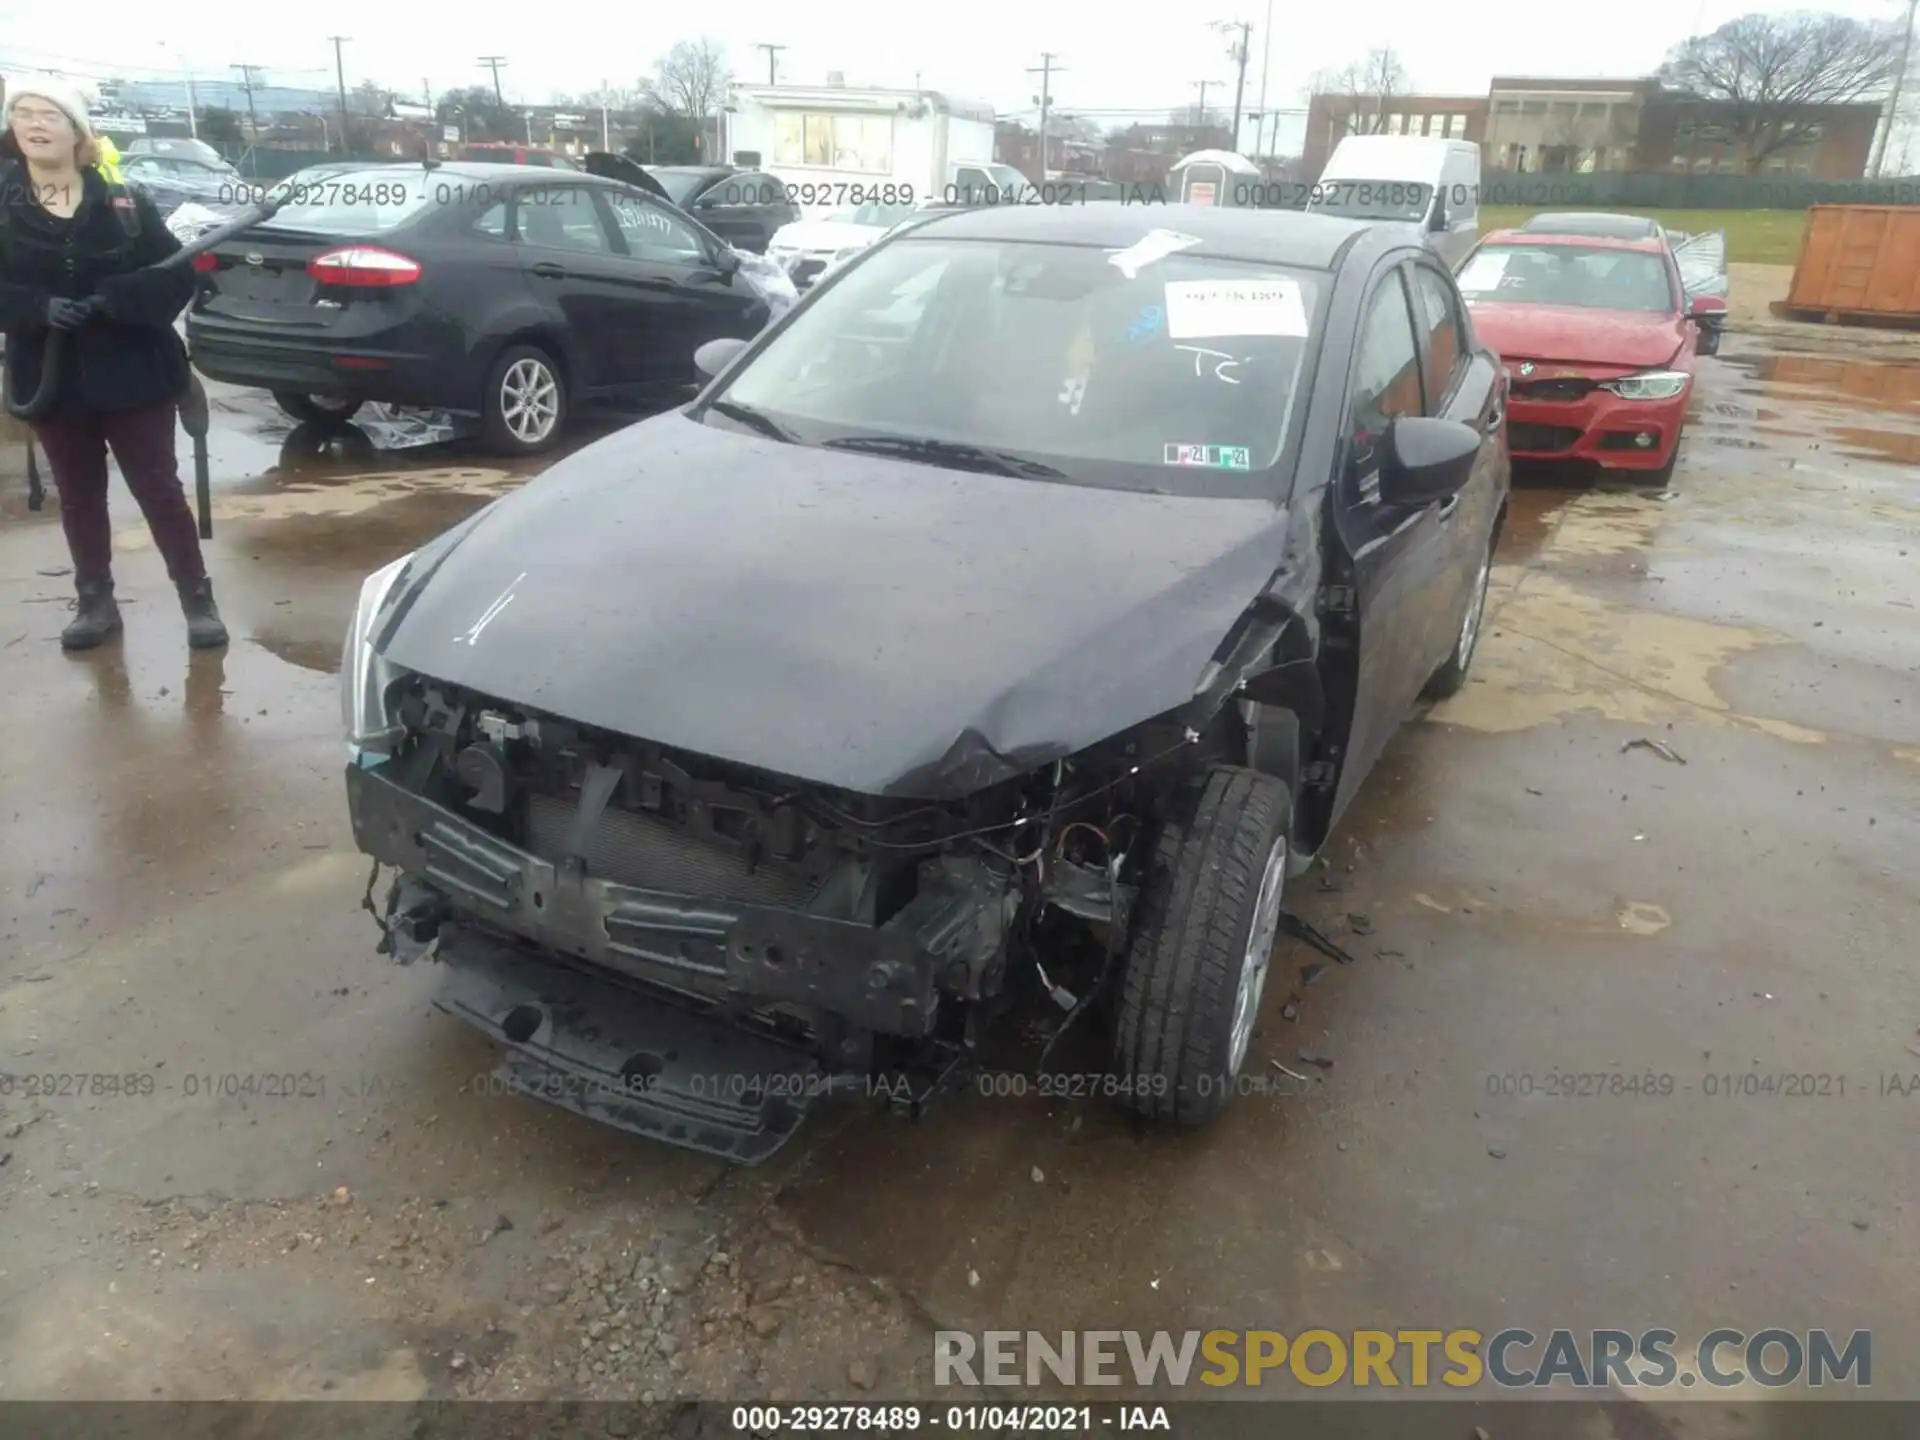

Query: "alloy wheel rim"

xmin=1458 ymin=553 xmax=1492 ymax=666
xmin=1229 ymin=834 xmax=1290 ymax=1075
xmin=501 ymin=359 xmax=559 ymax=443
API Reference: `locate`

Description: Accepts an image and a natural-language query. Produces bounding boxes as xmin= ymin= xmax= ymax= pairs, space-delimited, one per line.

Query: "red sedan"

xmin=1455 ymin=229 xmax=1725 ymax=482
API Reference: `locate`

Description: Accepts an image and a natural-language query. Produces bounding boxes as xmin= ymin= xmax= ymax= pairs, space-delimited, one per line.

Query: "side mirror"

xmin=712 ymin=248 xmax=742 ymax=280
xmin=693 ymin=336 xmax=748 ymax=383
xmin=1687 ymin=293 xmax=1727 ymax=319
xmin=1378 ymin=416 xmax=1481 ymax=506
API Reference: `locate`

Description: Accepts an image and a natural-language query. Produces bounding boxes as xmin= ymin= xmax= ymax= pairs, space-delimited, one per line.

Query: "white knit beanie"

xmin=6 ymin=74 xmax=95 ymax=141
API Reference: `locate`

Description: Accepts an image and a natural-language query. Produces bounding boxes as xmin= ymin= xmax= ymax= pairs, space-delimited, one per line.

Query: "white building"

xmin=726 ymin=81 xmax=1020 ymax=212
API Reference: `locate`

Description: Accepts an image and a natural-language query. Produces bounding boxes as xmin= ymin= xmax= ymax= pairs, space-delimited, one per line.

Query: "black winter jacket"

xmin=0 ymin=164 xmax=197 ymax=414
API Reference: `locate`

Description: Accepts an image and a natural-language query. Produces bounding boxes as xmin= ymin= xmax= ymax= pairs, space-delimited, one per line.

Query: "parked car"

xmin=635 ymin=166 xmax=800 ymax=254
xmin=124 ymin=135 xmax=229 ymax=167
xmin=339 ymin=204 xmax=1509 ymax=1162
xmin=766 ymin=198 xmax=923 ymax=288
xmin=185 ymin=161 xmax=793 ymax=453
xmin=121 ymin=150 xmax=243 ymax=217
xmin=1456 ymin=227 xmax=1722 ymax=482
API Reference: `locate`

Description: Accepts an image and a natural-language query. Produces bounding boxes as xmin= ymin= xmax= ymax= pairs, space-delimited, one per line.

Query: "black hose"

xmin=5 ymin=191 xmax=286 ymax=423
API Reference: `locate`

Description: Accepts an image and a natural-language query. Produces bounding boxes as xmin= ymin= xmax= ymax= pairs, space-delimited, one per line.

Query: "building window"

xmin=773 ymin=111 xmax=894 ymax=173
xmin=1445 ymin=113 xmax=1464 ymax=138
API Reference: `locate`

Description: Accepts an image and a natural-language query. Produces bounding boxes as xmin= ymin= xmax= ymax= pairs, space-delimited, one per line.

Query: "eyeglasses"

xmin=11 ymin=107 xmax=72 ymax=126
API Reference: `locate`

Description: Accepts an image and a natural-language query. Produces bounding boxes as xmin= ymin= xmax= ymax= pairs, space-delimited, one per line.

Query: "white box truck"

xmin=1304 ymin=135 xmax=1482 ymax=271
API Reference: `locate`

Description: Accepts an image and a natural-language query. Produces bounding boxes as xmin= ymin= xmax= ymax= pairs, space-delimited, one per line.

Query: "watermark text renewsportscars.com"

xmin=935 ymin=1328 xmax=1871 ymax=1390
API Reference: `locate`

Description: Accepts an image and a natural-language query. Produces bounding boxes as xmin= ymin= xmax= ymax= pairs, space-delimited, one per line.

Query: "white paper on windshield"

xmin=1163 ymin=278 xmax=1309 ymax=340
xmin=1107 ymin=229 xmax=1202 ymax=279
xmin=1457 ymin=252 xmax=1508 ymax=292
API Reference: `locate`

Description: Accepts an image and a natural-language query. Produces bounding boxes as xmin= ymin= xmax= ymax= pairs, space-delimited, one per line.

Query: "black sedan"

xmin=640 ymin=165 xmax=799 ymax=253
xmin=185 ymin=162 xmax=794 ymax=453
xmin=121 ymin=150 xmax=243 ymax=217
xmin=339 ymin=204 xmax=1509 ymax=1161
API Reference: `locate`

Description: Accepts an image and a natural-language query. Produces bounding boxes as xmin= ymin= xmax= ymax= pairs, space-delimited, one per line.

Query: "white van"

xmin=1303 ymin=135 xmax=1481 ymax=271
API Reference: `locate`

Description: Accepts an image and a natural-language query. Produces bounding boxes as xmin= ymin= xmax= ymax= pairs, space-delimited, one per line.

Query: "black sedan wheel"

xmin=273 ymin=391 xmax=364 ymax=425
xmin=482 ymin=344 xmax=566 ymax=454
xmin=1111 ymin=765 xmax=1294 ymax=1126
xmin=1424 ymin=537 xmax=1494 ymax=701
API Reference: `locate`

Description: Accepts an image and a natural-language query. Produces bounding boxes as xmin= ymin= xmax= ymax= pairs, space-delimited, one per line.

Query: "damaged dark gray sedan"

xmin=342 ymin=204 xmax=1510 ymax=1161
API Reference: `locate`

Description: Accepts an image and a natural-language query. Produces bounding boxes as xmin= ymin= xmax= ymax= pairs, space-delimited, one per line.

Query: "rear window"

xmin=256 ymin=170 xmax=437 ymax=237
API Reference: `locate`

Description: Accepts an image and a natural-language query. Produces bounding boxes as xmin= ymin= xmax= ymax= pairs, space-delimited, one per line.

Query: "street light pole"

xmin=1871 ymin=0 xmax=1918 ymax=176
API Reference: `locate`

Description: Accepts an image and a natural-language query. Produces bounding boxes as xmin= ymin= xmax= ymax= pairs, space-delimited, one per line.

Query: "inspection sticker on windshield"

xmin=1163 ymin=278 xmax=1308 ymax=340
xmin=1164 ymin=443 xmax=1251 ymax=471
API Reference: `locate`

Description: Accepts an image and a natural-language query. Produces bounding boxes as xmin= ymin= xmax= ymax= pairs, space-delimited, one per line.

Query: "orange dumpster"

xmin=1777 ymin=205 xmax=1920 ymax=325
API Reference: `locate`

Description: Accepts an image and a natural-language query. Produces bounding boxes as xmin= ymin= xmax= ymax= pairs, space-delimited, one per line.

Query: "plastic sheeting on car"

xmin=1670 ymin=229 xmax=1729 ymax=299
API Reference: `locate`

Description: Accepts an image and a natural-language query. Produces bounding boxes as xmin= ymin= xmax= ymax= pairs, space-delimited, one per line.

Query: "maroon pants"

xmin=33 ymin=400 xmax=206 ymax=586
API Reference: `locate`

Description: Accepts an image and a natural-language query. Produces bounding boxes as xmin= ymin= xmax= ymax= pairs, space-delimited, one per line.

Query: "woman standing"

xmin=0 ymin=76 xmax=226 ymax=650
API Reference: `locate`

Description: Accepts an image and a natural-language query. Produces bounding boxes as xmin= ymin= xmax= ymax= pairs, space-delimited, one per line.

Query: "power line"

xmin=754 ymin=43 xmax=786 ymax=85
xmin=477 ymin=55 xmax=508 ymax=106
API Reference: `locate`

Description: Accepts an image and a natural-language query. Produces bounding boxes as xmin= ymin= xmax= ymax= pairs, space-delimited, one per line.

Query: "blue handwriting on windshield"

xmin=1125 ymin=305 xmax=1166 ymax=343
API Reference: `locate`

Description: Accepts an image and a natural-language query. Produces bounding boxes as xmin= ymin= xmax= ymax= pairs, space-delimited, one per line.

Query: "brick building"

xmin=1301 ymin=73 xmax=1882 ymax=181
xmin=1300 ymin=94 xmax=1486 ymax=175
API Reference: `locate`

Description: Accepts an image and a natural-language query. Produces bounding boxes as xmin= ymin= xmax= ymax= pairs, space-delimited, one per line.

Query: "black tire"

xmin=481 ymin=343 xmax=567 ymax=455
xmin=1112 ymin=765 xmax=1293 ymax=1126
xmin=1424 ymin=534 xmax=1495 ymax=701
xmin=1647 ymin=434 xmax=1682 ymax=486
xmin=273 ymin=391 xmax=363 ymax=424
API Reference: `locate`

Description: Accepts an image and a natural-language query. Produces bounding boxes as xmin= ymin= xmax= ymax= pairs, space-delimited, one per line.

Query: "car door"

xmin=510 ymin=180 xmax=649 ymax=392
xmin=1407 ymin=258 xmax=1505 ymax=672
xmin=684 ymin=171 xmax=792 ymax=253
xmin=1328 ymin=261 xmax=1462 ymax=823
xmin=602 ymin=188 xmax=763 ymax=388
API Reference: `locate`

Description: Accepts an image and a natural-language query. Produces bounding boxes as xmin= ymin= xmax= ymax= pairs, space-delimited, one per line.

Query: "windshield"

xmin=1307 ymin=179 xmax=1432 ymax=223
xmin=257 ymin=169 xmax=436 ymax=236
xmin=1458 ymin=243 xmax=1676 ymax=313
xmin=826 ymin=201 xmax=920 ymax=228
xmin=648 ymin=169 xmax=708 ymax=205
xmin=704 ymin=236 xmax=1322 ymax=497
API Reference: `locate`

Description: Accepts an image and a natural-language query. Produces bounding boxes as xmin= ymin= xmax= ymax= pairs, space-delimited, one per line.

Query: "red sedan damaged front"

xmin=1458 ymin=231 xmax=1704 ymax=479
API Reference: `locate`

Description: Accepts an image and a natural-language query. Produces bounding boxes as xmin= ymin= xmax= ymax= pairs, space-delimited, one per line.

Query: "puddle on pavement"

xmin=1432 ymin=569 xmax=1825 ymax=743
xmin=1715 ymin=350 xmax=1920 ymax=467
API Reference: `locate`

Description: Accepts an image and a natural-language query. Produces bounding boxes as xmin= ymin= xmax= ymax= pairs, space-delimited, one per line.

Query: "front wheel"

xmin=1111 ymin=766 xmax=1293 ymax=1127
xmin=1424 ymin=539 xmax=1494 ymax=701
xmin=481 ymin=344 xmax=567 ymax=455
xmin=273 ymin=391 xmax=363 ymax=425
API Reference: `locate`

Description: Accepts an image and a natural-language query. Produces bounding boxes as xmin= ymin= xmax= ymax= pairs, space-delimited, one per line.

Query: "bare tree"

xmin=1309 ymin=47 xmax=1409 ymax=137
xmin=1659 ymin=11 xmax=1903 ymax=171
xmin=647 ymin=38 xmax=729 ymax=119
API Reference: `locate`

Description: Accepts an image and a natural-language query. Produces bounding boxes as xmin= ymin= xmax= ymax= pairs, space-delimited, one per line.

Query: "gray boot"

xmin=177 ymin=576 xmax=229 ymax=650
xmin=61 ymin=577 xmax=123 ymax=651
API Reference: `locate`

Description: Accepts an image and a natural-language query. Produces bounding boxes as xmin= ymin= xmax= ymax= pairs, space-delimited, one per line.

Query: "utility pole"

xmin=1212 ymin=20 xmax=1253 ymax=150
xmin=231 ymin=63 xmax=263 ymax=144
xmin=1028 ymin=53 xmax=1063 ymax=178
xmin=600 ymin=77 xmax=610 ymax=150
xmin=1872 ymin=0 xmax=1918 ymax=176
xmin=1256 ymin=0 xmax=1272 ymax=157
xmin=755 ymin=43 xmax=786 ymax=85
xmin=1192 ymin=80 xmax=1210 ymax=127
xmin=478 ymin=55 xmax=508 ymax=106
xmin=327 ymin=37 xmax=351 ymax=155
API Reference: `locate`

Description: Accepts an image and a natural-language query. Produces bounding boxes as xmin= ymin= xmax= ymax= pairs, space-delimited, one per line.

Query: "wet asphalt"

xmin=0 ymin=335 xmax=1916 ymax=1410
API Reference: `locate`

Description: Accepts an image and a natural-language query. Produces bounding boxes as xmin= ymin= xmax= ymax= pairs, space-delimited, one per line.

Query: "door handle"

xmin=1486 ymin=405 xmax=1503 ymax=430
xmin=1436 ymin=493 xmax=1462 ymax=521
xmin=531 ymin=262 xmax=567 ymax=279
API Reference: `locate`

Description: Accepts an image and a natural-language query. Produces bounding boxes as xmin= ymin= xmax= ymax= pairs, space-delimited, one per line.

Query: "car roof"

xmin=896 ymin=203 xmax=1379 ymax=270
xmin=1519 ymin=211 xmax=1661 ymax=238
xmin=649 ymin=165 xmax=731 ymax=177
xmin=1481 ymin=228 xmax=1668 ymax=255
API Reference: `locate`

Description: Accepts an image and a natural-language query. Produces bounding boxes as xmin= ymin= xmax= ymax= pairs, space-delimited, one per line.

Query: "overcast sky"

xmin=1 ymin=0 xmax=1911 ymax=154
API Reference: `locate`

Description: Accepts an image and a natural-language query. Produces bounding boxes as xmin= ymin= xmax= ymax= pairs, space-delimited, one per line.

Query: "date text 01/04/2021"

xmin=1479 ymin=1072 xmax=1917 ymax=1098
xmin=0 ymin=1071 xmax=327 ymax=1101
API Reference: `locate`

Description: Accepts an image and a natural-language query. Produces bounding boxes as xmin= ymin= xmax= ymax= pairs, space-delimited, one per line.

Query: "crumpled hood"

xmin=769 ymin=218 xmax=885 ymax=254
xmin=377 ymin=413 xmax=1288 ymax=799
xmin=1467 ymin=300 xmax=1685 ymax=370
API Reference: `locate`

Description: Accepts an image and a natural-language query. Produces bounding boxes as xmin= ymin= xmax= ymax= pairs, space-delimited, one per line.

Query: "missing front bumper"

xmin=437 ymin=924 xmax=832 ymax=1163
